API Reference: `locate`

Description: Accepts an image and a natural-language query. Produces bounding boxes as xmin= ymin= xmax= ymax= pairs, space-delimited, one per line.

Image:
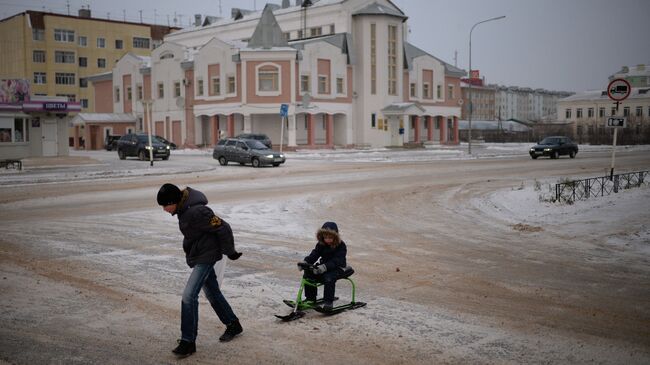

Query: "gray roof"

xmin=381 ymin=102 xmax=425 ymax=114
xmin=352 ymin=2 xmax=407 ymax=20
xmin=404 ymin=42 xmax=466 ymax=77
xmin=289 ymin=33 xmax=355 ymax=65
xmin=247 ymin=4 xmax=289 ymax=49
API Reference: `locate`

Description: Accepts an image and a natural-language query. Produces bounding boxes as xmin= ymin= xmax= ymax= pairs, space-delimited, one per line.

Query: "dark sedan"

xmin=529 ymin=136 xmax=578 ymax=159
xmin=117 ymin=133 xmax=171 ymax=161
xmin=213 ymin=138 xmax=285 ymax=167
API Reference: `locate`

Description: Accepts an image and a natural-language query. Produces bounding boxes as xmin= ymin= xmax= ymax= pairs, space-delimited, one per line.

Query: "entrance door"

xmin=390 ymin=117 xmax=402 ymax=146
xmin=42 ymin=121 xmax=58 ymax=156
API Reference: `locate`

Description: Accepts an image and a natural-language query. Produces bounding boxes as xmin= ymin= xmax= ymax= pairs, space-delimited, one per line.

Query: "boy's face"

xmin=323 ymin=234 xmax=335 ymax=245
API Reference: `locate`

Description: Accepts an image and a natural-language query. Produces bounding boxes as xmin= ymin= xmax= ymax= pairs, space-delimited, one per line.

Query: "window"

xmin=0 ymin=118 xmax=27 ymax=143
xmin=115 ymin=39 xmax=123 ymax=49
xmin=310 ymin=27 xmax=322 ymax=37
xmin=127 ymin=86 xmax=132 ymax=101
xmin=329 ymin=24 xmax=335 ymax=34
xmin=301 ymin=75 xmax=310 ymax=93
xmin=599 ymin=107 xmax=605 ymax=117
xmin=55 ymin=51 xmax=75 ymax=63
xmin=133 ymin=37 xmax=150 ymax=49
xmin=81 ymin=99 xmax=89 ymax=108
xmin=79 ymin=78 xmax=88 ymax=88
xmin=32 ymin=28 xmax=44 ymax=41
xmin=197 ymin=79 xmax=203 ymax=96
xmin=97 ymin=37 xmax=105 ymax=48
xmin=336 ymin=77 xmax=344 ymax=94
xmin=371 ymin=113 xmax=376 ymax=128
xmin=160 ymin=52 xmax=174 ymax=60
xmin=410 ymin=83 xmax=416 ymax=97
xmin=33 ymin=72 xmax=46 ymax=84
xmin=33 ymin=50 xmax=45 ymax=63
xmin=423 ymin=83 xmax=431 ymax=99
xmin=228 ymin=76 xmax=236 ymax=94
xmin=576 ymin=108 xmax=583 ymax=118
xmin=56 ymin=94 xmax=75 ymax=101
xmin=258 ymin=66 xmax=279 ymax=92
xmin=78 ymin=36 xmax=87 ymax=47
xmin=174 ymin=82 xmax=181 ymax=97
xmin=55 ymin=73 xmax=75 ymax=85
xmin=158 ymin=83 xmax=164 ymax=98
xmin=54 ymin=29 xmax=74 ymax=42
xmin=318 ymin=75 xmax=328 ymax=94
xmin=623 ymin=106 xmax=630 ymax=117
xmin=636 ymin=106 xmax=643 ymax=117
xmin=565 ymin=109 xmax=572 ymax=118
xmin=370 ymin=23 xmax=376 ymax=95
xmin=78 ymin=57 xmax=87 ymax=67
xmin=211 ymin=77 xmax=220 ymax=95
xmin=611 ymin=107 xmax=616 ymax=116
xmin=437 ymin=85 xmax=442 ymax=99
xmin=137 ymin=85 xmax=143 ymax=100
xmin=97 ymin=58 xmax=106 ymax=68
xmin=297 ymin=30 xmax=304 ymax=39
xmin=447 ymin=85 xmax=454 ymax=99
xmin=115 ymin=87 xmax=120 ymax=102
xmin=587 ymin=108 xmax=594 ymax=118
xmin=387 ymin=25 xmax=397 ymax=95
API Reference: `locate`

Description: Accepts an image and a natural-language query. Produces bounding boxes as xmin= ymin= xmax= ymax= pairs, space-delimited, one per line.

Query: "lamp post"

xmin=468 ymin=15 xmax=505 ymax=155
xmin=142 ymin=99 xmax=154 ymax=166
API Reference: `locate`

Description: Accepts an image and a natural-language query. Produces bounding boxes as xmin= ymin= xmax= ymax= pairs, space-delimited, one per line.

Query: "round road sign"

xmin=607 ymin=78 xmax=631 ymax=102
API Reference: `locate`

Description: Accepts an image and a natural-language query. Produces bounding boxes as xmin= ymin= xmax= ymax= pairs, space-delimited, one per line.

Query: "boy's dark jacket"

xmin=175 ymin=187 xmax=236 ymax=267
xmin=304 ymin=227 xmax=347 ymax=271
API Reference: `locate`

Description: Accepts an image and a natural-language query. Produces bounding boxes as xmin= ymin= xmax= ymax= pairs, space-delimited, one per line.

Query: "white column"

xmin=243 ymin=114 xmax=252 ymax=133
xmin=288 ymin=114 xmax=297 ymax=147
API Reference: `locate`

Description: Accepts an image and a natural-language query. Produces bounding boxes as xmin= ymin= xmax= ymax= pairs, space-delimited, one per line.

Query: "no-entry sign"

xmin=607 ymin=78 xmax=631 ymax=102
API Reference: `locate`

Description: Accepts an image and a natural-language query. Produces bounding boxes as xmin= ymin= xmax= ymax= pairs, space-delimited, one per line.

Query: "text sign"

xmin=606 ymin=117 xmax=626 ymax=128
xmin=280 ymin=103 xmax=288 ymax=117
xmin=607 ymin=78 xmax=631 ymax=102
xmin=43 ymin=102 xmax=68 ymax=111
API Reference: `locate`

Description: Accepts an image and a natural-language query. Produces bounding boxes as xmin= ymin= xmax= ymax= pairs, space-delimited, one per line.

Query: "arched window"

xmin=160 ymin=52 xmax=174 ymax=60
xmin=256 ymin=63 xmax=281 ymax=95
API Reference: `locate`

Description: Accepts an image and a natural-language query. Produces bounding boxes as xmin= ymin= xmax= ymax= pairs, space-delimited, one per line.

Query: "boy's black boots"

xmin=219 ymin=320 xmax=243 ymax=342
xmin=172 ymin=340 xmax=196 ymax=357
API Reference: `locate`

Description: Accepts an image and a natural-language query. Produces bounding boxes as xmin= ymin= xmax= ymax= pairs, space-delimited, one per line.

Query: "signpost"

xmin=279 ymin=103 xmax=288 ymax=153
xmin=605 ymin=78 xmax=631 ymax=179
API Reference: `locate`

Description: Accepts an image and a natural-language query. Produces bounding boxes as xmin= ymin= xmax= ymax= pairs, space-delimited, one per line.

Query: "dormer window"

xmin=256 ymin=63 xmax=280 ymax=96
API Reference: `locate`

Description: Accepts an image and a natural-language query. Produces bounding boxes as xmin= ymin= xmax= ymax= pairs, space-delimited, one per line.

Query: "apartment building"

xmin=0 ymin=9 xmax=179 ymax=112
xmin=557 ymin=64 xmax=650 ymax=144
xmin=88 ymin=0 xmax=465 ymax=150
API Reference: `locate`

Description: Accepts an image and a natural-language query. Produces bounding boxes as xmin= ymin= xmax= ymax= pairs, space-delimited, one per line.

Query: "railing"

xmin=555 ymin=170 xmax=648 ymax=203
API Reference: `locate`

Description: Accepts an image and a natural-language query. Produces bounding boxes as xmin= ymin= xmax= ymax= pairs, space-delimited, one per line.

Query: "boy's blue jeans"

xmin=181 ymin=263 xmax=238 ymax=342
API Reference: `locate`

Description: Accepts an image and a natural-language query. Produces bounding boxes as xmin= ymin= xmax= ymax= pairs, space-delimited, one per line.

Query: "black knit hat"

xmin=157 ymin=183 xmax=182 ymax=206
xmin=321 ymin=221 xmax=339 ymax=233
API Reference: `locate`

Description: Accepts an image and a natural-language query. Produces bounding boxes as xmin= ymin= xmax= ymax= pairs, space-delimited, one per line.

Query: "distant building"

xmin=0 ymin=9 xmax=179 ymax=113
xmin=88 ymin=0 xmax=466 ymax=149
xmin=557 ymin=64 xmax=650 ymax=144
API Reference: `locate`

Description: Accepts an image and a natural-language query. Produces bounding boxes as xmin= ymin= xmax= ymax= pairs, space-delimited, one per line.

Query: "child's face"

xmin=323 ymin=234 xmax=335 ymax=245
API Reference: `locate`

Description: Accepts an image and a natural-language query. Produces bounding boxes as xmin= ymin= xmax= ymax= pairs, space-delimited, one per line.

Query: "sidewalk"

xmin=21 ymin=155 xmax=102 ymax=169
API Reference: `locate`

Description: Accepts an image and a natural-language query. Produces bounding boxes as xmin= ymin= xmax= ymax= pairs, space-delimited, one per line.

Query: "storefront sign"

xmin=43 ymin=102 xmax=68 ymax=111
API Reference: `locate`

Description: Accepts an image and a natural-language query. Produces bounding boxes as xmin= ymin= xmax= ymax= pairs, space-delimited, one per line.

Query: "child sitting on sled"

xmin=297 ymin=221 xmax=347 ymax=311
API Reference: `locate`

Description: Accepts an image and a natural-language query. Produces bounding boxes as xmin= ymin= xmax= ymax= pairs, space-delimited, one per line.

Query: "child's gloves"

xmin=297 ymin=261 xmax=308 ymax=271
xmin=228 ymin=252 xmax=242 ymax=260
xmin=312 ymin=264 xmax=327 ymax=275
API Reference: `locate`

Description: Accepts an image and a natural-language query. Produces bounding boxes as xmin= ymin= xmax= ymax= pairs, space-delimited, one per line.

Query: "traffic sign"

xmin=280 ymin=103 xmax=288 ymax=117
xmin=606 ymin=117 xmax=626 ymax=128
xmin=607 ymin=78 xmax=631 ymax=102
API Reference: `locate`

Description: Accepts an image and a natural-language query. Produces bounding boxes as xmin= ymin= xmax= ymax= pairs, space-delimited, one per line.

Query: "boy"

xmin=298 ymin=221 xmax=347 ymax=311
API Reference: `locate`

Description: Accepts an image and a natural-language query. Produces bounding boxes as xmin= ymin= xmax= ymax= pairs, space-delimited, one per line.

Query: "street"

xmin=1 ymin=147 xmax=649 ymax=364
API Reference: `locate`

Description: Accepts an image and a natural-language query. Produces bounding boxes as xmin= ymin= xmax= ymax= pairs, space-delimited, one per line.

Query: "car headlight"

xmin=166 ymin=145 xmax=170 ymax=149
xmin=544 ymin=148 xmax=552 ymax=152
xmin=145 ymin=145 xmax=153 ymax=150
xmin=529 ymin=148 xmax=534 ymax=152
xmin=279 ymin=154 xmax=284 ymax=158
xmin=265 ymin=154 xmax=274 ymax=158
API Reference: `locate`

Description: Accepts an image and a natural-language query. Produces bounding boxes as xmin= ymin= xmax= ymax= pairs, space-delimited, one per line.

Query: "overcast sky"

xmin=2 ymin=0 xmax=649 ymax=93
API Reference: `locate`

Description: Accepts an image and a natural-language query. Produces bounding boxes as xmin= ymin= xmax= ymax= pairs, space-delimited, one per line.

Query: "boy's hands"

xmin=228 ymin=252 xmax=242 ymax=260
xmin=312 ymin=264 xmax=327 ymax=275
xmin=297 ymin=261 xmax=308 ymax=271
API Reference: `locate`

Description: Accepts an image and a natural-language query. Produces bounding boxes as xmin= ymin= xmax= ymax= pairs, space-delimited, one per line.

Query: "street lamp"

xmin=468 ymin=15 xmax=505 ymax=155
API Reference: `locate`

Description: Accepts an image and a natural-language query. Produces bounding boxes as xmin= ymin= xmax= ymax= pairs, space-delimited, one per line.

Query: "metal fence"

xmin=554 ymin=170 xmax=648 ymax=203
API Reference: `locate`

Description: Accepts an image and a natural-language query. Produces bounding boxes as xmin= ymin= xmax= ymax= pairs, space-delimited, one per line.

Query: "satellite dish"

xmin=176 ymin=96 xmax=185 ymax=108
xmin=301 ymin=92 xmax=311 ymax=108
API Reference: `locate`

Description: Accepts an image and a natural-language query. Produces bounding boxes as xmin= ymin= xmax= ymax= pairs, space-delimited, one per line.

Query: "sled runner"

xmin=275 ymin=262 xmax=366 ymax=321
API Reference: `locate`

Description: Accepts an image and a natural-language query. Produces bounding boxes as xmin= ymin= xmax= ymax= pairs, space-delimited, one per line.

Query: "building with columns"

xmin=89 ymin=0 xmax=465 ymax=149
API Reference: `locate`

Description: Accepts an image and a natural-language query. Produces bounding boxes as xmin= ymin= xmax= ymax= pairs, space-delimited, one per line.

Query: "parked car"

xmin=104 ymin=135 xmax=121 ymax=151
xmin=155 ymin=135 xmax=177 ymax=149
xmin=529 ymin=136 xmax=578 ymax=159
xmin=213 ymin=138 xmax=285 ymax=167
xmin=116 ymin=133 xmax=171 ymax=161
xmin=235 ymin=133 xmax=272 ymax=148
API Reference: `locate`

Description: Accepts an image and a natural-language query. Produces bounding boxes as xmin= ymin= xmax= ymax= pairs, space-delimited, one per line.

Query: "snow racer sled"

xmin=275 ymin=262 xmax=366 ymax=321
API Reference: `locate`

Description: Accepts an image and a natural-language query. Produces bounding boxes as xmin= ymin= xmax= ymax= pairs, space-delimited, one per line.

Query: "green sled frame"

xmin=276 ymin=264 xmax=366 ymax=322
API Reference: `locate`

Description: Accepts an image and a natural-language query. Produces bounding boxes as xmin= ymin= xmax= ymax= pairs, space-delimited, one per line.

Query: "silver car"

xmin=213 ymin=138 xmax=286 ymax=167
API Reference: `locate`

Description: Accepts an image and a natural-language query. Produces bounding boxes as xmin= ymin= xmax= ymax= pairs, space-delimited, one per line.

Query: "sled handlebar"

xmin=297 ymin=262 xmax=315 ymax=271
